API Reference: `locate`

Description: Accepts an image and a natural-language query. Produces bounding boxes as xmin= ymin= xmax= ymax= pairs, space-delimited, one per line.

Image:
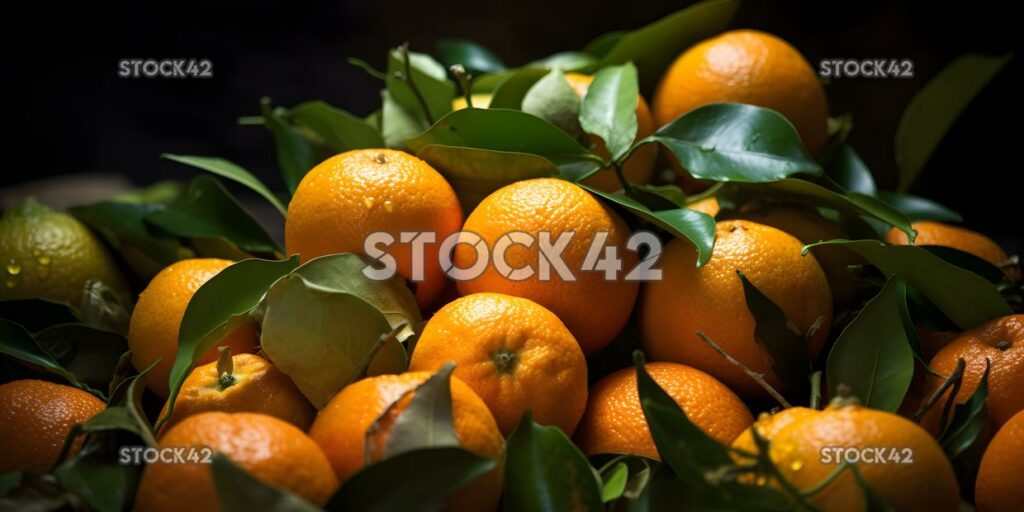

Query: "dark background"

xmin=4 ymin=0 xmax=1020 ymax=247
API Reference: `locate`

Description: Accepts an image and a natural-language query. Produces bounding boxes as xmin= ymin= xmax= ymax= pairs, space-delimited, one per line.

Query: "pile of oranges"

xmin=2 ymin=24 xmax=1022 ymax=512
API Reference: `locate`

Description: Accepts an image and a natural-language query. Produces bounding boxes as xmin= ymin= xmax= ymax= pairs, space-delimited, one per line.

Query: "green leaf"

xmin=938 ymin=361 xmax=991 ymax=459
xmin=521 ymin=68 xmax=584 ymax=140
xmin=823 ymin=144 xmax=876 ymax=195
xmin=259 ymin=254 xmax=412 ymax=408
xmin=489 ymin=68 xmax=550 ymax=109
xmin=587 ymin=0 xmax=740 ymax=90
xmin=212 ymin=455 xmax=322 ymax=512
xmin=504 ymin=414 xmax=603 ymax=512
xmin=289 ymin=100 xmax=385 ymax=152
xmin=145 ymin=176 xmax=282 ymax=255
xmin=54 ymin=443 xmax=140 ymax=512
xmin=924 ymin=246 xmax=1005 ymax=284
xmin=634 ymin=184 xmax=687 ymax=209
xmin=738 ymin=270 xmax=813 ymax=392
xmin=161 ymin=154 xmax=287 ymax=216
xmin=579 ymin=63 xmax=639 ymax=160
xmin=583 ymin=186 xmax=715 ymax=266
xmin=0 ymin=319 xmax=98 ymax=396
xmin=77 ymin=280 xmax=132 ymax=335
xmin=71 ymin=362 xmax=157 ymax=446
xmin=113 ymin=180 xmax=186 ymax=205
xmin=896 ymin=54 xmax=1011 ymax=191
xmin=376 ymin=362 xmax=459 ymax=457
xmin=583 ymin=31 xmax=629 ymax=59
xmin=262 ymin=100 xmax=319 ymax=194
xmin=34 ymin=324 xmax=127 ymax=392
xmin=875 ymin=191 xmax=962 ymax=223
xmin=645 ymin=103 xmax=822 ymax=182
xmin=159 ymin=257 xmax=299 ymax=429
xmin=0 ymin=298 xmax=79 ymax=332
xmin=436 ymin=39 xmax=506 ymax=76
xmin=826 ymin=278 xmax=914 ymax=411
xmin=69 ymin=201 xmax=192 ymax=276
xmin=325 ymin=447 xmax=496 ymax=512
xmin=850 ymin=466 xmax=896 ymax=512
xmin=600 ymin=461 xmax=629 ymax=503
xmin=806 ymin=240 xmax=1012 ymax=329
xmin=415 ymin=145 xmax=558 ymax=211
xmin=527 ymin=52 xmax=598 ymax=71
xmin=380 ymin=90 xmax=426 ymax=148
xmin=386 ymin=48 xmax=456 ymax=123
xmin=406 ymin=108 xmax=593 ymax=165
xmin=0 ymin=471 xmax=22 ymax=497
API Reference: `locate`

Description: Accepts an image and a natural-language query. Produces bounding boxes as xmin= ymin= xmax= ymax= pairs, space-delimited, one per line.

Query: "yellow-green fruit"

xmin=1 ymin=198 xmax=127 ymax=306
xmin=452 ymin=94 xmax=493 ymax=111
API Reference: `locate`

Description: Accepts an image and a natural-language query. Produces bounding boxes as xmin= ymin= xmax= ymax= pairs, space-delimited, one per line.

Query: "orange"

xmin=0 ymin=379 xmax=105 ymax=473
xmin=923 ymin=315 xmax=1024 ymax=430
xmin=653 ymin=30 xmax=829 ymax=155
xmin=128 ymin=258 xmax=258 ymax=398
xmin=688 ymin=196 xmax=720 ymax=217
xmin=134 ymin=412 xmax=337 ymax=511
xmin=409 ymin=292 xmax=588 ymax=436
xmin=574 ymin=362 xmax=751 ymax=459
xmin=562 ymin=73 xmax=658 ymax=192
xmin=885 ymin=221 xmax=1018 ymax=280
xmin=732 ymin=403 xmax=959 ymax=512
xmin=455 ymin=178 xmax=638 ymax=355
xmin=740 ymin=205 xmax=859 ymax=307
xmin=975 ymin=409 xmax=1024 ymax=512
xmin=285 ymin=149 xmax=463 ymax=309
xmin=157 ymin=351 xmax=315 ymax=435
xmin=309 ymin=372 xmax=505 ymax=511
xmin=639 ymin=220 xmax=832 ymax=398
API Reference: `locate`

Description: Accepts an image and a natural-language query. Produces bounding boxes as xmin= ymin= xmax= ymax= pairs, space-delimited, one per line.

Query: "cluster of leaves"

xmin=1 ymin=0 xmax=1018 ymax=509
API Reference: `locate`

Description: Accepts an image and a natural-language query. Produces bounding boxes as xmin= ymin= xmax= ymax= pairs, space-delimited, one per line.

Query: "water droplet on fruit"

xmin=789 ymin=460 xmax=804 ymax=471
xmin=6 ymin=261 xmax=20 ymax=275
xmin=37 ymin=255 xmax=51 ymax=266
xmin=364 ymin=197 xmax=376 ymax=208
xmin=383 ymin=200 xmax=394 ymax=212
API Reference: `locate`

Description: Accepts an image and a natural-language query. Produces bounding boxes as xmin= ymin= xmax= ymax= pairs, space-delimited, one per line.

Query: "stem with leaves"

xmin=911 ymin=358 xmax=966 ymax=424
xmin=697 ymin=330 xmax=792 ymax=409
xmin=396 ymin=43 xmax=435 ymax=125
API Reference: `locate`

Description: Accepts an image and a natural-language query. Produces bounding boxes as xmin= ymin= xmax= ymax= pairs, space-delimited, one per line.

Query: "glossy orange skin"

xmin=886 ymin=221 xmax=1018 ymax=280
xmin=0 ymin=380 xmax=105 ymax=473
xmin=309 ymin=372 xmax=504 ymax=512
xmin=455 ymin=178 xmax=638 ymax=355
xmin=157 ymin=353 xmax=315 ymax=435
xmin=975 ymin=409 xmax=1024 ymax=512
xmin=562 ymin=73 xmax=659 ymax=192
xmin=732 ymin=405 xmax=959 ymax=512
xmin=653 ymin=29 xmax=829 ymax=155
xmin=687 ymin=196 xmax=720 ymax=217
xmin=924 ymin=315 xmax=1024 ymax=431
xmin=135 ymin=412 xmax=337 ymax=511
xmin=409 ymin=292 xmax=588 ymax=436
xmin=574 ymin=362 xmax=752 ymax=459
xmin=128 ymin=258 xmax=258 ymax=398
xmin=639 ymin=220 xmax=832 ymax=398
xmin=285 ymin=149 xmax=463 ymax=310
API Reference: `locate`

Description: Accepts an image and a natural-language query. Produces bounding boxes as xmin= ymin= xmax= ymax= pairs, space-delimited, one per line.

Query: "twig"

xmin=911 ymin=358 xmax=966 ymax=423
xmin=396 ymin=43 xmax=435 ymax=125
xmin=354 ymin=323 xmax=408 ymax=381
xmin=697 ymin=330 xmax=792 ymax=409
xmin=449 ymin=64 xmax=475 ymax=108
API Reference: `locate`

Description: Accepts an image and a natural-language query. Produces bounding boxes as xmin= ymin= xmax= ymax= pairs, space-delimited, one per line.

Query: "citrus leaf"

xmin=0 ymin=319 xmax=99 ymax=397
xmin=923 ymin=246 xmax=1005 ymax=284
xmin=436 ymin=39 xmax=506 ymax=76
xmin=261 ymin=100 xmax=319 ymax=194
xmin=583 ymin=186 xmax=715 ymax=267
xmin=72 ymin=361 xmax=157 ymax=445
xmin=806 ymin=240 xmax=1012 ymax=329
xmin=633 ymin=184 xmax=687 ymax=209
xmin=528 ymin=52 xmax=598 ymax=71
xmin=938 ymin=361 xmax=991 ymax=459
xmin=69 ymin=201 xmax=192 ymax=276
xmin=212 ymin=455 xmax=321 ymax=512
xmin=579 ymin=62 xmax=639 ymax=160
xmin=145 ymin=176 xmax=281 ymax=256
xmin=0 ymin=298 xmax=79 ymax=333
xmin=372 ymin=362 xmax=459 ymax=458
xmin=160 ymin=154 xmax=287 ymax=216
xmin=34 ymin=324 xmax=127 ymax=392
xmin=259 ymin=255 xmax=410 ymax=408
xmin=645 ymin=103 xmax=822 ymax=182
xmin=386 ymin=48 xmax=455 ymax=124
xmin=289 ymin=100 xmax=384 ymax=152
xmin=380 ymin=90 xmax=426 ymax=149
xmin=582 ymin=31 xmax=629 ymax=59
xmin=738 ymin=270 xmax=812 ymax=392
xmin=896 ymin=54 xmax=1012 ymax=191
xmin=54 ymin=443 xmax=139 ymax=512
xmin=823 ymin=144 xmax=876 ymax=195
xmin=587 ymin=0 xmax=740 ymax=90
xmin=600 ymin=461 xmax=628 ymax=503
xmin=77 ymin=280 xmax=132 ymax=335
xmin=875 ymin=191 xmax=962 ymax=223
xmin=489 ymin=68 xmax=550 ymax=109
xmin=521 ymin=68 xmax=584 ymax=141
xmin=159 ymin=257 xmax=299 ymax=429
xmin=325 ymin=447 xmax=496 ymax=512
xmin=826 ymin=278 xmax=914 ymax=411
xmin=415 ymin=145 xmax=557 ymax=211
xmin=504 ymin=414 xmax=603 ymax=512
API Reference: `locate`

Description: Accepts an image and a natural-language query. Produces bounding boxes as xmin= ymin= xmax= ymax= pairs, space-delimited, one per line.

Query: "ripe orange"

xmin=134 ymin=412 xmax=337 ymax=511
xmin=688 ymin=196 xmax=720 ymax=217
xmin=740 ymin=205 xmax=859 ymax=306
xmin=561 ymin=72 xmax=658 ymax=192
xmin=309 ymin=372 xmax=505 ymax=511
xmin=455 ymin=178 xmax=638 ymax=355
xmin=885 ymin=221 xmax=1018 ymax=280
xmin=128 ymin=258 xmax=258 ymax=398
xmin=732 ymin=403 xmax=959 ymax=512
xmin=285 ymin=149 xmax=463 ymax=310
xmin=975 ymin=409 xmax=1024 ymax=512
xmin=157 ymin=351 xmax=315 ymax=435
xmin=0 ymin=379 xmax=105 ymax=473
xmin=923 ymin=314 xmax=1024 ymax=430
xmin=639 ymin=220 xmax=832 ymax=398
xmin=409 ymin=292 xmax=588 ymax=436
xmin=574 ymin=362 xmax=751 ymax=459
xmin=653 ymin=30 xmax=829 ymax=155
